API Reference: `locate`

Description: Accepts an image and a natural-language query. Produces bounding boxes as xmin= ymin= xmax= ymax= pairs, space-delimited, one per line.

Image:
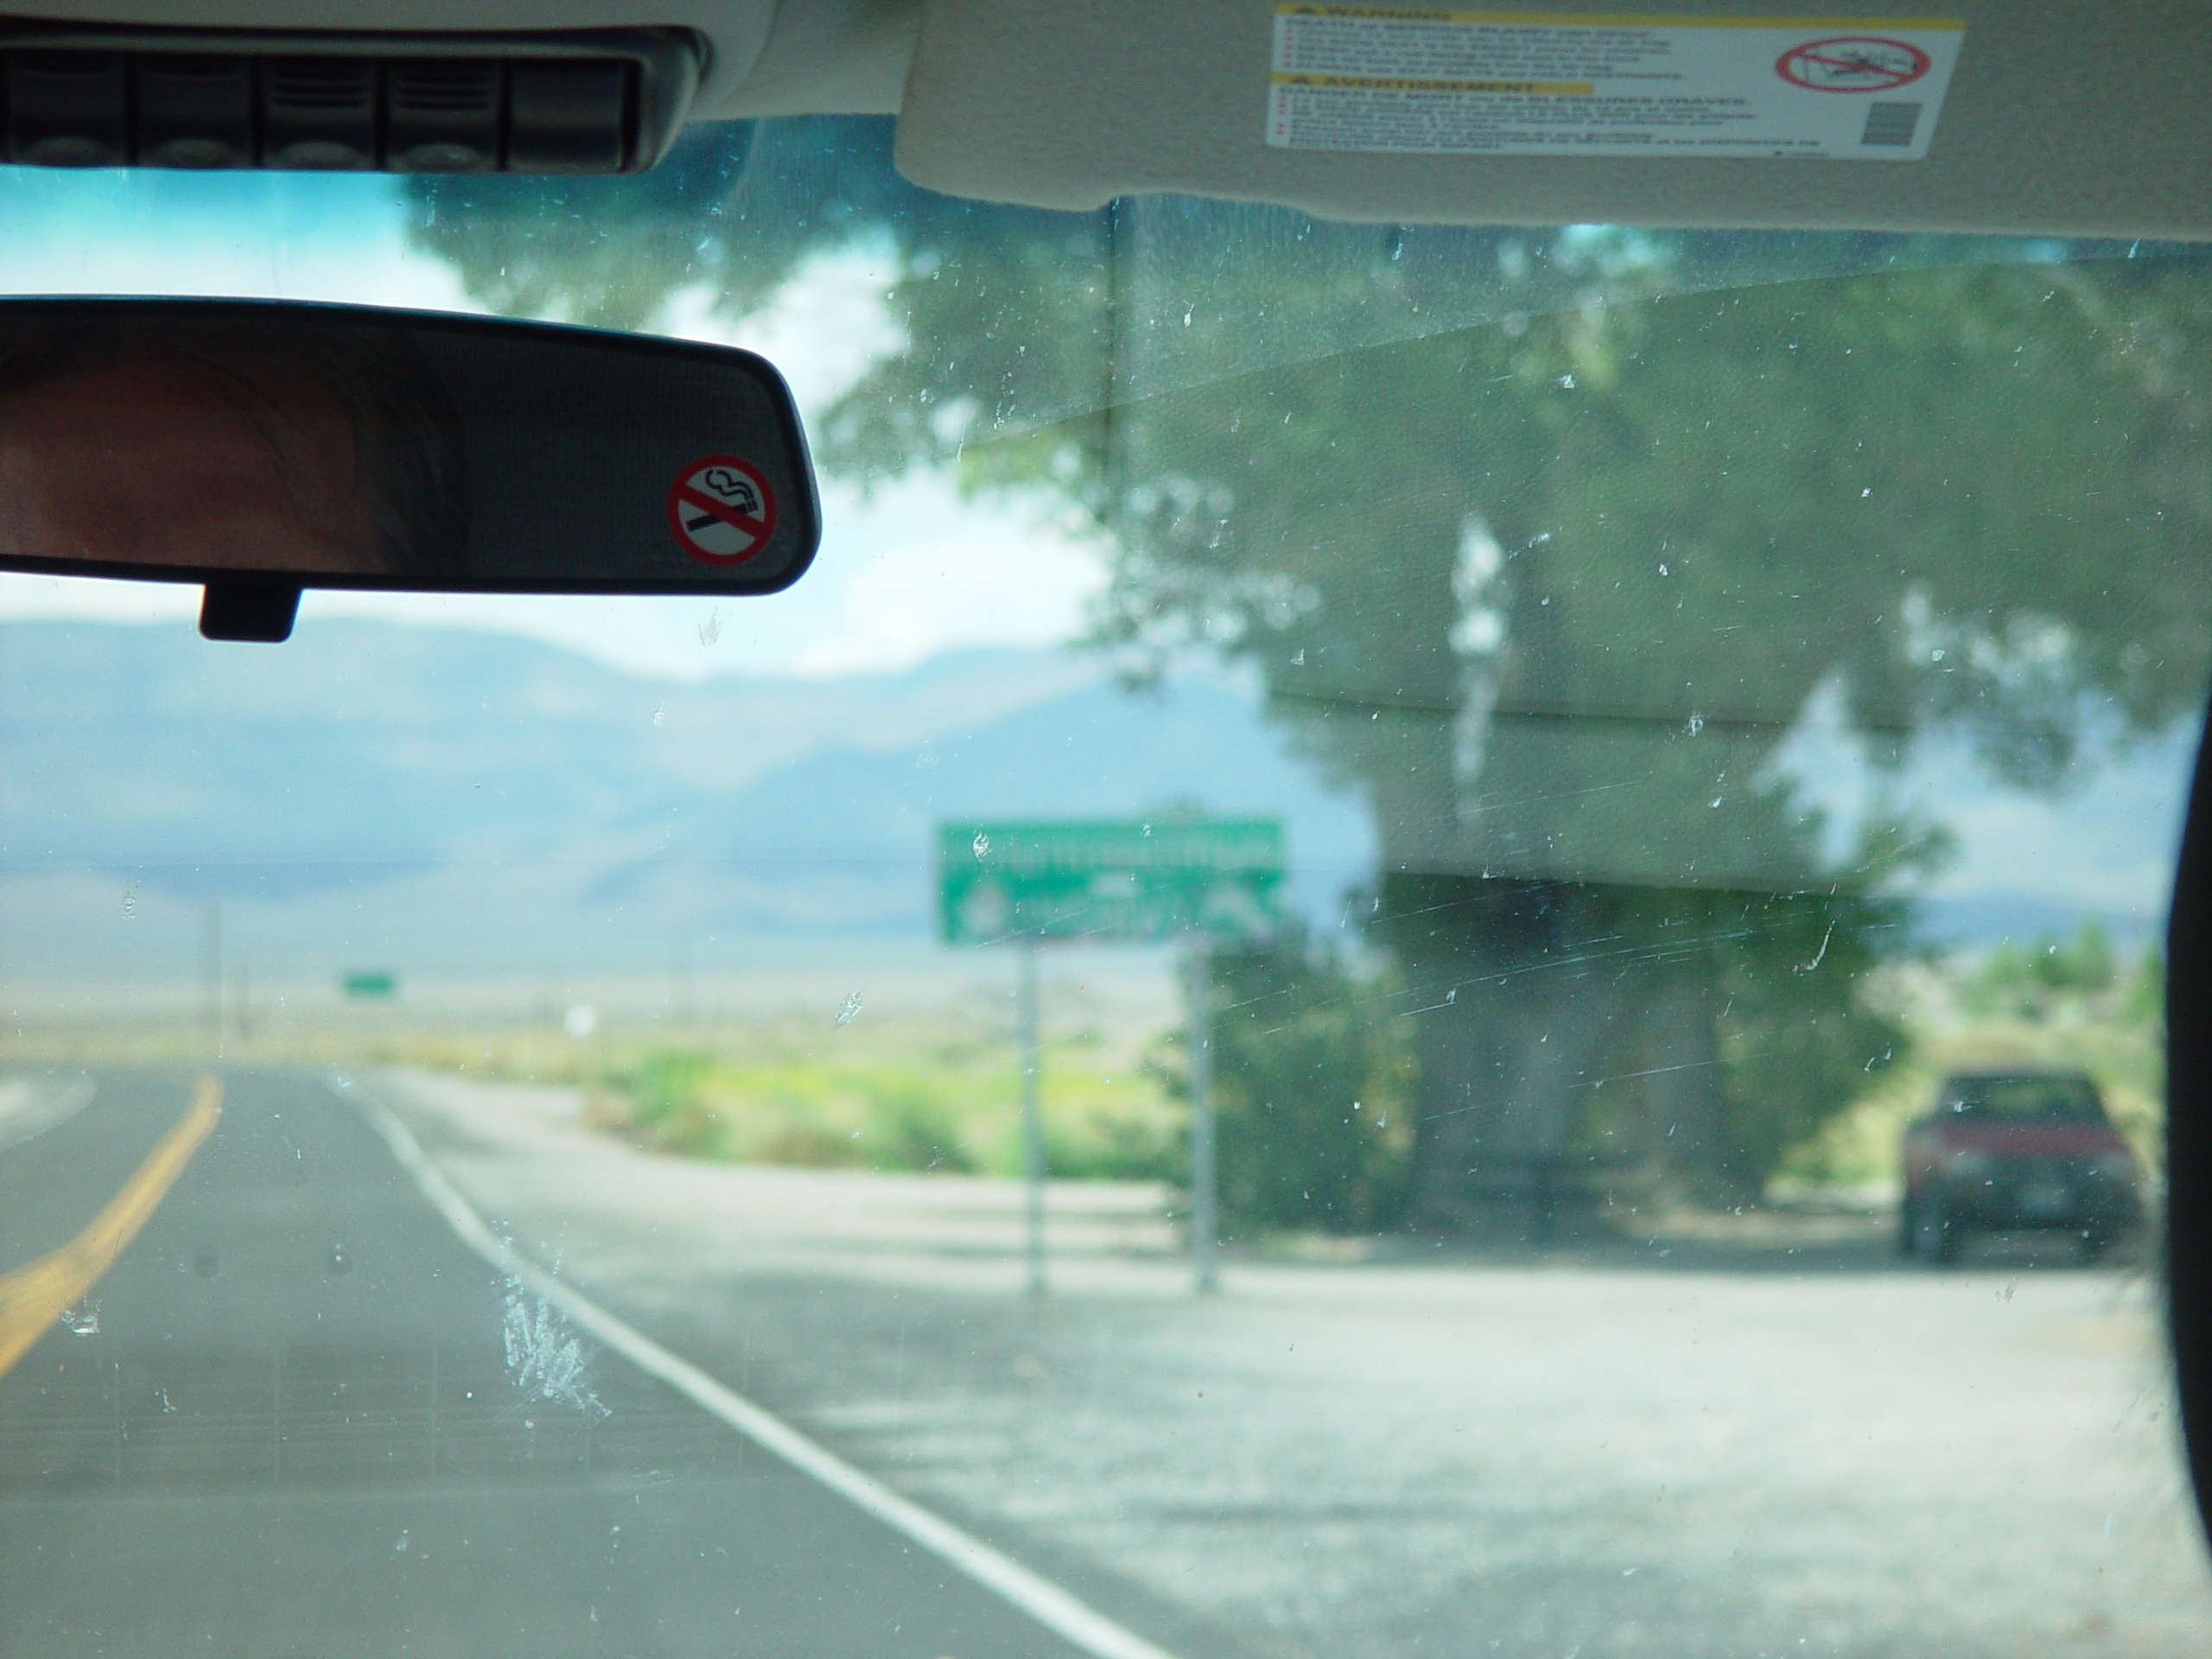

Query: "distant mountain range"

xmin=0 ymin=617 xmax=2183 ymax=1001
xmin=0 ymin=619 xmax=1372 ymax=989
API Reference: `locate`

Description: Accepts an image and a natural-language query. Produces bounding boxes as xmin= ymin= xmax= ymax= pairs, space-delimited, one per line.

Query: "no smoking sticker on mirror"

xmin=668 ymin=455 xmax=777 ymax=565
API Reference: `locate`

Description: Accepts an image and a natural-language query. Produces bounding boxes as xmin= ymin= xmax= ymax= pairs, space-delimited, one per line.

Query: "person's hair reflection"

xmin=0 ymin=312 xmax=470 ymax=579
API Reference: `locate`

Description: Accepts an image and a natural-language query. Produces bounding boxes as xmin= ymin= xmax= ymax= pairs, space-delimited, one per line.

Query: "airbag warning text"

xmin=1266 ymin=9 xmax=1964 ymax=161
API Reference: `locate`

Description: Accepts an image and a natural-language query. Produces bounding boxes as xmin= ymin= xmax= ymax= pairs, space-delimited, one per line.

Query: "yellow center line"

xmin=0 ymin=1075 xmax=223 ymax=1379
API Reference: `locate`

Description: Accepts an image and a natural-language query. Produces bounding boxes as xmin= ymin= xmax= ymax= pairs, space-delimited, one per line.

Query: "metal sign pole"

xmin=1017 ymin=932 xmax=1047 ymax=1295
xmin=1186 ymin=942 xmax=1218 ymax=1293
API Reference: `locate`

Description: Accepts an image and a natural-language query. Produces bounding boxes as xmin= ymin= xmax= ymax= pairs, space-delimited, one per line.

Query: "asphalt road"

xmin=381 ymin=1067 xmax=2212 ymax=1659
xmin=0 ymin=1068 xmax=1112 ymax=1659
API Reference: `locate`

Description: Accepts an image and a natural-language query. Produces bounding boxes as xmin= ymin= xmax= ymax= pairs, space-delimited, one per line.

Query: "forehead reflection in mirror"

xmin=0 ymin=314 xmax=469 ymax=580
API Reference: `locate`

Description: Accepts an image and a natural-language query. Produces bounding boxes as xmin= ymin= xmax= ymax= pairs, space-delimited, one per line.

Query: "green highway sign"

xmin=340 ymin=970 xmax=399 ymax=999
xmin=939 ymin=818 xmax=1286 ymax=945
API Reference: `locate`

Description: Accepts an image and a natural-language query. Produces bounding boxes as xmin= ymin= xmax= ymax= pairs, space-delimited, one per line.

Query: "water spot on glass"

xmin=2000 ymin=1279 xmax=2017 ymax=1302
xmin=59 ymin=1298 xmax=99 ymax=1335
xmin=1685 ymin=712 xmax=1705 ymax=736
xmin=327 ymin=1244 xmax=353 ymax=1276
xmin=1930 ymin=647 xmax=1946 ymax=662
xmin=1860 ymin=486 xmax=1872 ymax=497
xmin=1554 ymin=372 xmax=1576 ymax=390
xmin=652 ymin=707 xmax=665 ymax=727
xmin=119 ymin=880 xmax=137 ymax=918
xmin=835 ymin=992 xmax=863 ymax=1027
xmin=394 ymin=1531 xmax=410 ymax=1553
xmin=697 ymin=609 xmax=721 ymax=646
xmin=1290 ymin=648 xmax=1305 ymax=665
xmin=1709 ymin=797 xmax=1724 ymax=808
xmin=1657 ymin=563 xmax=1669 ymax=576
xmin=972 ymin=831 xmax=990 ymax=859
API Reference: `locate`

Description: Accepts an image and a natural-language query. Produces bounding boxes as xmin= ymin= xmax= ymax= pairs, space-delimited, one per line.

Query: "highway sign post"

xmin=939 ymin=818 xmax=1285 ymax=1293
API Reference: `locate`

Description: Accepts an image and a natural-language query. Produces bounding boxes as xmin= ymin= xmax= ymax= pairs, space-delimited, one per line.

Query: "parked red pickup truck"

xmin=1899 ymin=1071 xmax=2143 ymax=1265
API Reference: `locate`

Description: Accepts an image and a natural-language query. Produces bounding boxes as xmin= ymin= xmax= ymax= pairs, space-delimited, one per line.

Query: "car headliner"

xmin=11 ymin=0 xmax=2207 ymax=238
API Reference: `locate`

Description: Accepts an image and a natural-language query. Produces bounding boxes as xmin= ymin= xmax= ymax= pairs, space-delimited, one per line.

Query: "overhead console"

xmin=0 ymin=20 xmax=702 ymax=171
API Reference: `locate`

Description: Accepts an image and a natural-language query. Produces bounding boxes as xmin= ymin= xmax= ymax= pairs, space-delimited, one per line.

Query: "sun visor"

xmin=895 ymin=1 xmax=2212 ymax=238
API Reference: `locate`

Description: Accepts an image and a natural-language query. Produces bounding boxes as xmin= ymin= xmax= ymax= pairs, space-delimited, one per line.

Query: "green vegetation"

xmin=594 ymin=1019 xmax=1181 ymax=1182
xmin=1191 ymin=940 xmax=1414 ymax=1234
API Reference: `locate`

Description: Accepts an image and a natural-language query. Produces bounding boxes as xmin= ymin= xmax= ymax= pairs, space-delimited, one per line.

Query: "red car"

xmin=1899 ymin=1072 xmax=2144 ymax=1264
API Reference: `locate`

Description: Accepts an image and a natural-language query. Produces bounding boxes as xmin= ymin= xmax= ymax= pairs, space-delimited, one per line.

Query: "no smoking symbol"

xmin=1776 ymin=35 xmax=1929 ymax=92
xmin=667 ymin=454 xmax=778 ymax=565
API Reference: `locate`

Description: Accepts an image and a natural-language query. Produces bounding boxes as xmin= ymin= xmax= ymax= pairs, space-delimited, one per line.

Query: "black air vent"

xmin=261 ymin=58 xmax=376 ymax=170
xmin=0 ymin=23 xmax=699 ymax=173
xmin=137 ymin=54 xmax=253 ymax=168
xmin=9 ymin=50 xmax=125 ymax=166
xmin=385 ymin=60 xmax=502 ymax=171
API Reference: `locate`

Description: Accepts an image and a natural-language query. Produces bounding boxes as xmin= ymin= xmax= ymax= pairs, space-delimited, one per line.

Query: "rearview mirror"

xmin=0 ymin=297 xmax=819 ymax=640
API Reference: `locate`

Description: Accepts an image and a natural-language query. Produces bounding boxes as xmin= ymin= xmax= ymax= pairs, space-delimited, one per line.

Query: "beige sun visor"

xmin=894 ymin=1 xmax=2212 ymax=238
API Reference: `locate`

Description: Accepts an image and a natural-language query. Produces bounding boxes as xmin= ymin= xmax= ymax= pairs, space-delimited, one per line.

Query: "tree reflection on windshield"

xmin=411 ymin=133 xmax=2212 ymax=1230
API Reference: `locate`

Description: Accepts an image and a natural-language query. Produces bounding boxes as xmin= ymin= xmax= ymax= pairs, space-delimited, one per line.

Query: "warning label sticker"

xmin=667 ymin=455 xmax=777 ymax=566
xmin=1266 ymin=9 xmax=1965 ymax=161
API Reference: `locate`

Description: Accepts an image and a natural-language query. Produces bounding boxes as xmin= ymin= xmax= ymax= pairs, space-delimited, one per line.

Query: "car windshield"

xmin=1945 ymin=1075 xmax=2108 ymax=1122
xmin=3 ymin=118 xmax=2209 ymax=1659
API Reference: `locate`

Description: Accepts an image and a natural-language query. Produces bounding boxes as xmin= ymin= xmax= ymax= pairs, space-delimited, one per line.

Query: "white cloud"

xmin=793 ymin=483 xmax=1108 ymax=676
xmin=1768 ymin=679 xmax=2191 ymax=922
xmin=0 ymin=172 xmax=474 ymax=312
xmin=0 ymin=571 xmax=199 ymax=625
xmin=655 ymin=250 xmax=905 ymax=422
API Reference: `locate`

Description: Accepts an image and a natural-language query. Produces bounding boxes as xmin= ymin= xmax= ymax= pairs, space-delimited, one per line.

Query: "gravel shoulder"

xmin=365 ymin=1065 xmax=2212 ymax=1659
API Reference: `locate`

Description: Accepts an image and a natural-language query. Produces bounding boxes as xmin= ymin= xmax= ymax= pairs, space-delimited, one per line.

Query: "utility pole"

xmin=199 ymin=901 xmax=222 ymax=1051
xmin=672 ymin=925 xmax=695 ymax=1028
xmin=1185 ymin=944 xmax=1218 ymax=1293
xmin=1017 ymin=933 xmax=1046 ymax=1295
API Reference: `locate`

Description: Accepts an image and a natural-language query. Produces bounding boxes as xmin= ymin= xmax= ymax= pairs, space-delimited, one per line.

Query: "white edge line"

xmin=335 ymin=1071 xmax=1186 ymax=1659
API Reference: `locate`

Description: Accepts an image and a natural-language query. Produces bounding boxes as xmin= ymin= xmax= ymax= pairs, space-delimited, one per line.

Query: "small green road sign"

xmin=340 ymin=970 xmax=399 ymax=999
xmin=939 ymin=818 xmax=1286 ymax=945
